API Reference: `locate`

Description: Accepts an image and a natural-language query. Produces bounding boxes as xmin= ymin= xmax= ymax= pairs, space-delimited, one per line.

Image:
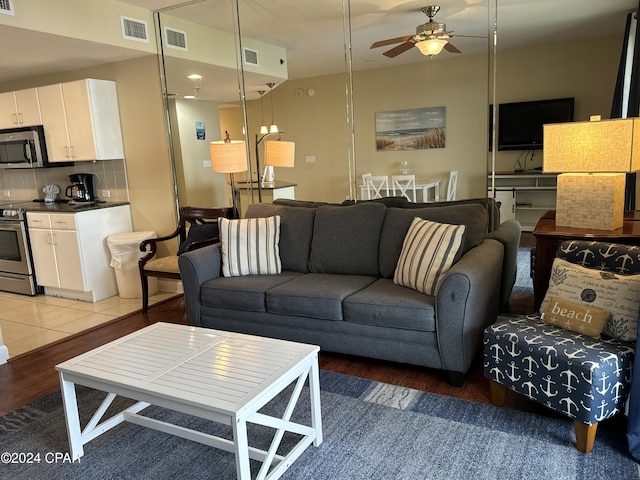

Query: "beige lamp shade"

xmin=210 ymin=140 xmax=248 ymax=173
xmin=543 ymin=118 xmax=640 ymax=173
xmin=264 ymin=140 xmax=295 ymax=167
xmin=415 ymin=39 xmax=448 ymax=56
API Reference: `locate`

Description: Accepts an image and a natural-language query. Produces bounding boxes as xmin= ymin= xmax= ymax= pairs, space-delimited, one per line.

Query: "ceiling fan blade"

xmin=383 ymin=41 xmax=415 ymax=58
xmin=449 ymin=34 xmax=487 ymax=39
xmin=444 ymin=42 xmax=461 ymax=53
xmin=370 ymin=35 xmax=413 ymax=49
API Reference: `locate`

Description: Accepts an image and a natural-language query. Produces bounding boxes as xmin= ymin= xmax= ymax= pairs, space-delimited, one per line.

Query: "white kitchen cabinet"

xmin=26 ymin=205 xmax=132 ymax=302
xmin=488 ymin=172 xmax=557 ymax=231
xmin=38 ymin=79 xmax=124 ymax=162
xmin=0 ymin=88 xmax=41 ymax=129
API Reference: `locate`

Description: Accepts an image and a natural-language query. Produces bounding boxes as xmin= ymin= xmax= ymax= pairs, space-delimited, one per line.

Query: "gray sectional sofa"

xmin=178 ymin=198 xmax=520 ymax=386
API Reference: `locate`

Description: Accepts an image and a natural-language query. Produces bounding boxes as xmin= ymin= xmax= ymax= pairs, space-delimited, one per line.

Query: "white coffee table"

xmin=56 ymin=322 xmax=322 ymax=479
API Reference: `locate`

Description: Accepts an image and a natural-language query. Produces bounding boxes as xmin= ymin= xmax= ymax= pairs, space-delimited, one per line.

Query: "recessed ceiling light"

xmin=184 ymin=95 xmax=195 ymax=99
xmin=187 ymin=74 xmax=202 ymax=80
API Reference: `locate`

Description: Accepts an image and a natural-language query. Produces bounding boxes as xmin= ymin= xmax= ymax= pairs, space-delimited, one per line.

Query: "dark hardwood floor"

xmin=0 ymin=289 xmax=535 ymax=416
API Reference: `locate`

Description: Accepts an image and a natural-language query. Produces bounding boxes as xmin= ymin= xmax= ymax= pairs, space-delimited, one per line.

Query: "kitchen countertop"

xmin=17 ymin=200 xmax=130 ymax=213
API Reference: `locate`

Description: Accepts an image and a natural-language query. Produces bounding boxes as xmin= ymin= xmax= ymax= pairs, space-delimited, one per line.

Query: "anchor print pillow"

xmin=541 ymin=296 xmax=611 ymax=339
xmin=540 ymin=258 xmax=640 ymax=341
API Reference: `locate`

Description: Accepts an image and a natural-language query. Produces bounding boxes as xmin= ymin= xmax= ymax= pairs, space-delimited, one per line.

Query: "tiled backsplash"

xmin=0 ymin=159 xmax=128 ymax=203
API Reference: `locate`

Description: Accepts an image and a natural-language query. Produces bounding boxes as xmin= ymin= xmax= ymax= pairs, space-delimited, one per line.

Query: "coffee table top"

xmin=56 ymin=323 xmax=319 ymax=415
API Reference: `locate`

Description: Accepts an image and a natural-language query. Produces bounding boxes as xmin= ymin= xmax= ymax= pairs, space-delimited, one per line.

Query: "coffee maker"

xmin=65 ymin=173 xmax=96 ymax=203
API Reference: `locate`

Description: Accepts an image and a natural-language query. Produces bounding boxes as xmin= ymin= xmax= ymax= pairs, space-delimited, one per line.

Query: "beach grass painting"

xmin=375 ymin=106 xmax=445 ymax=151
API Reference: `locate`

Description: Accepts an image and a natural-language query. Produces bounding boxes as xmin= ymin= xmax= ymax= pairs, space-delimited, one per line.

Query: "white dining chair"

xmin=447 ymin=171 xmax=458 ymax=201
xmin=365 ymin=175 xmax=390 ymax=199
xmin=391 ymin=174 xmax=416 ymax=202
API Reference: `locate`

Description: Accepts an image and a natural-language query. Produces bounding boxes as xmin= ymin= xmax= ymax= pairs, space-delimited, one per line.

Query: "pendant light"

xmin=267 ymin=82 xmax=278 ymax=133
xmin=258 ymin=90 xmax=268 ymax=135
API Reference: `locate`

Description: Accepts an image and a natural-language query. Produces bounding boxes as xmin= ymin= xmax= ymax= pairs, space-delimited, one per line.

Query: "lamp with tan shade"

xmin=210 ymin=132 xmax=248 ymax=214
xmin=543 ymin=118 xmax=640 ymax=230
xmin=262 ymin=140 xmax=295 ymax=184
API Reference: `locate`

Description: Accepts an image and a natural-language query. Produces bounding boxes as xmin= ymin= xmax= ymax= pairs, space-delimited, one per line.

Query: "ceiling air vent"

xmin=243 ymin=48 xmax=259 ymax=67
xmin=164 ymin=27 xmax=187 ymax=51
xmin=0 ymin=0 xmax=15 ymax=16
xmin=121 ymin=15 xmax=149 ymax=43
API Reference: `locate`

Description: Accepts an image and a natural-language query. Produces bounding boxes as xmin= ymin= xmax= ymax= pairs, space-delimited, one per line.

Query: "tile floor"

xmin=0 ymin=290 xmax=178 ymax=358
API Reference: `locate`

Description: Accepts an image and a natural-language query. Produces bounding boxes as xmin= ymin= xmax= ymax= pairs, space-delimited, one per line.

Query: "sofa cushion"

xmin=201 ymin=272 xmax=303 ymax=312
xmin=266 ymin=273 xmax=377 ymax=320
xmin=341 ymin=196 xmax=408 ymax=208
xmin=405 ymin=197 xmax=499 ymax=232
xmin=246 ymin=203 xmax=315 ymax=273
xmin=272 ymin=198 xmax=337 ymax=208
xmin=219 ymin=216 xmax=281 ymax=276
xmin=308 ymin=202 xmax=386 ymax=276
xmin=379 ymin=204 xmax=486 ymax=278
xmin=393 ymin=217 xmax=465 ymax=295
xmin=343 ymin=278 xmax=436 ymax=332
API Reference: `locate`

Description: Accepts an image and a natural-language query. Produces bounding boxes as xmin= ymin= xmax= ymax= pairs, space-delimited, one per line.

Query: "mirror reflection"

xmin=158 ymin=0 xmax=494 ymax=214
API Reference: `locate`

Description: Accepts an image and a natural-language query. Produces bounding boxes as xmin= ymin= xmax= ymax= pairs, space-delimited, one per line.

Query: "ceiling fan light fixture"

xmin=416 ymin=38 xmax=448 ymax=56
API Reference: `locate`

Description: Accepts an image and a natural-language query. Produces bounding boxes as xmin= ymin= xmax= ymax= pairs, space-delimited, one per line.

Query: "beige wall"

xmin=239 ymin=34 xmax=624 ymax=204
xmin=170 ymin=98 xmax=228 ymax=207
xmin=244 ymin=52 xmax=488 ymax=204
xmin=492 ymin=35 xmax=623 ymax=173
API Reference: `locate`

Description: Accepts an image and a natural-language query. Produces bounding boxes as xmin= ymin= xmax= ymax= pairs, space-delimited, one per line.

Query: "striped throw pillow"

xmin=219 ymin=216 xmax=281 ymax=277
xmin=393 ymin=217 xmax=466 ymax=295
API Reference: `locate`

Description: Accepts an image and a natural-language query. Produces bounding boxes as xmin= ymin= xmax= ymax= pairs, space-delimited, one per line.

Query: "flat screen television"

xmin=497 ymin=97 xmax=574 ymax=151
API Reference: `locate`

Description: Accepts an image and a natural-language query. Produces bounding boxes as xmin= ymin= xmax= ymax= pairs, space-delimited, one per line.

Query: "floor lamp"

xmin=210 ymin=134 xmax=248 ymax=216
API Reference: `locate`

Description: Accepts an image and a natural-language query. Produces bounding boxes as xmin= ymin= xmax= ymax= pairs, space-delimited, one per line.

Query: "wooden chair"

xmin=391 ymin=174 xmax=416 ymax=202
xmin=138 ymin=206 xmax=237 ymax=314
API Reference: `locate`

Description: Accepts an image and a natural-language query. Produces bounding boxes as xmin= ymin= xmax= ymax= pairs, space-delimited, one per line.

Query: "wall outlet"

xmin=203 ymin=160 xmax=212 ymax=168
xmin=100 ymin=189 xmax=111 ymax=198
xmin=305 ymin=155 xmax=316 ymax=163
xmin=2 ymin=190 xmax=10 ymax=198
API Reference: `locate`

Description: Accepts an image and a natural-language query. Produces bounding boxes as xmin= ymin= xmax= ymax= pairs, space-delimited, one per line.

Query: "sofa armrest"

xmin=489 ymin=220 xmax=522 ymax=309
xmin=178 ymin=243 xmax=222 ymax=327
xmin=435 ymin=238 xmax=504 ymax=375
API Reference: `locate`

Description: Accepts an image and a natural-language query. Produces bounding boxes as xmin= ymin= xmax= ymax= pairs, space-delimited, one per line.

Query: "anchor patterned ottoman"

xmin=484 ymin=314 xmax=634 ymax=425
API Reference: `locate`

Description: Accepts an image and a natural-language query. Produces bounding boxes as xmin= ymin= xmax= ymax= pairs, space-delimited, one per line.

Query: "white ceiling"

xmin=1 ymin=0 xmax=638 ymax=101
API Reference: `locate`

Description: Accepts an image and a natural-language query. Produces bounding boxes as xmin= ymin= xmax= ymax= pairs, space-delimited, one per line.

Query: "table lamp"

xmin=210 ymin=132 xmax=248 ymax=213
xmin=543 ymin=117 xmax=640 ymax=230
xmin=262 ymin=140 xmax=295 ymax=184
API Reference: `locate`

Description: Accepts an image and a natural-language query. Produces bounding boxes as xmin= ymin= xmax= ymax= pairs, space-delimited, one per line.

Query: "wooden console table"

xmin=532 ymin=210 xmax=640 ymax=310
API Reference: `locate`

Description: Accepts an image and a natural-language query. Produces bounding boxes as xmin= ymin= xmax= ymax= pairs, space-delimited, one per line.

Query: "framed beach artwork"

xmin=375 ymin=106 xmax=446 ymax=151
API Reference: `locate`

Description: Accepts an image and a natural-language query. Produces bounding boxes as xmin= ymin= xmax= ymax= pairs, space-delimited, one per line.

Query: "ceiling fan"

xmin=370 ymin=5 xmax=478 ymax=57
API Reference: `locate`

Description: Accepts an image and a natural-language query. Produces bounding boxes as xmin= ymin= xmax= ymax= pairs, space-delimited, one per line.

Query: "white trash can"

xmin=107 ymin=231 xmax=158 ymax=299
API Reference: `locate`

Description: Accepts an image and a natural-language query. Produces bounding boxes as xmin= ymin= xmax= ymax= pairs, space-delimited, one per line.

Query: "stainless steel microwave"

xmin=0 ymin=125 xmax=54 ymax=169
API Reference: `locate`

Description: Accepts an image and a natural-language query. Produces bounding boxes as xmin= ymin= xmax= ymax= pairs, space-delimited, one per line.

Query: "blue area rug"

xmin=0 ymin=370 xmax=636 ymax=479
xmin=513 ymin=247 xmax=534 ymax=294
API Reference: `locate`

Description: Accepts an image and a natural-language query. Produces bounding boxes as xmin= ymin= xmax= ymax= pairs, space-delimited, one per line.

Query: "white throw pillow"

xmin=393 ymin=217 xmax=465 ymax=296
xmin=540 ymin=257 xmax=640 ymax=341
xmin=219 ymin=216 xmax=281 ymax=277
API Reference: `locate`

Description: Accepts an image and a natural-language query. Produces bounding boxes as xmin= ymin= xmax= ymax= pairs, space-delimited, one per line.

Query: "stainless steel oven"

xmin=0 ymin=203 xmax=40 ymax=295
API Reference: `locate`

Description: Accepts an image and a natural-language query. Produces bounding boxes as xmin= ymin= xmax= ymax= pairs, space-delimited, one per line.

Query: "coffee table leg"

xmin=309 ymin=354 xmax=323 ymax=446
xmin=58 ymin=372 xmax=84 ymax=459
xmin=233 ymin=417 xmax=251 ymax=479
